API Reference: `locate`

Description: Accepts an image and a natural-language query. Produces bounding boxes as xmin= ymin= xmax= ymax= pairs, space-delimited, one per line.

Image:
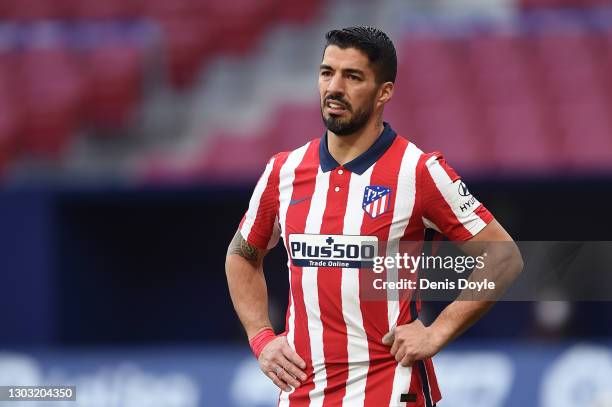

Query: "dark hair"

xmin=325 ymin=26 xmax=397 ymax=84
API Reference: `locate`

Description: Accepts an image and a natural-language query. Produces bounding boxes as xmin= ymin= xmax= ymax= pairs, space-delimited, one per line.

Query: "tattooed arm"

xmin=225 ymin=230 xmax=272 ymax=339
xmin=226 ymin=230 xmax=307 ymax=391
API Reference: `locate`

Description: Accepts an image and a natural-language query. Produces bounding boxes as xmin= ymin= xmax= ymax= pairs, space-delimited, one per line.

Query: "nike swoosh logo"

xmin=289 ymin=196 xmax=312 ymax=206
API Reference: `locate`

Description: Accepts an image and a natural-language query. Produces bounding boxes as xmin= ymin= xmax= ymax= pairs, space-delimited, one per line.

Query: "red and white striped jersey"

xmin=239 ymin=123 xmax=493 ymax=407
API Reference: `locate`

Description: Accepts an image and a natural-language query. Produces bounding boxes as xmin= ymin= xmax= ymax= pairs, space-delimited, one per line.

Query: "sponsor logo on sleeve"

xmin=454 ymin=180 xmax=480 ymax=213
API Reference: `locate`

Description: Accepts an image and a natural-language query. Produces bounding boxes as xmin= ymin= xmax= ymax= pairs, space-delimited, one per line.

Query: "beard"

xmin=320 ymin=95 xmax=375 ymax=136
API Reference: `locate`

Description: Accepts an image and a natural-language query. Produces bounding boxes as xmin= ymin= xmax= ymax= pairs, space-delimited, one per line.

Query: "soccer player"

xmin=226 ymin=26 xmax=523 ymax=407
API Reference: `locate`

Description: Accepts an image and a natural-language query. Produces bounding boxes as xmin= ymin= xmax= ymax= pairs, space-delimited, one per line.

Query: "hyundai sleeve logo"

xmin=458 ymin=181 xmax=471 ymax=197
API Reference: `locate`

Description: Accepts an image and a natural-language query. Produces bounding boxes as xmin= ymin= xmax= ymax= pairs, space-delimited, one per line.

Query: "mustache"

xmin=324 ymin=95 xmax=351 ymax=110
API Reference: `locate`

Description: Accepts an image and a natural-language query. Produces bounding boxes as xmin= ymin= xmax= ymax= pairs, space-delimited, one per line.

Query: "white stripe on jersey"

xmin=387 ymin=142 xmax=422 ymax=406
xmin=387 ymin=143 xmax=422 ymax=324
xmin=379 ymin=194 xmax=387 ymax=216
xmin=268 ymin=215 xmax=281 ymax=248
xmin=422 ymin=216 xmax=442 ymax=233
xmin=277 ymin=144 xmax=310 ymax=406
xmin=239 ymin=157 xmax=275 ymax=244
xmin=303 ymin=167 xmax=330 ymax=406
xmin=425 ymin=155 xmax=486 ymax=236
xmin=340 ymin=166 xmax=374 ymax=407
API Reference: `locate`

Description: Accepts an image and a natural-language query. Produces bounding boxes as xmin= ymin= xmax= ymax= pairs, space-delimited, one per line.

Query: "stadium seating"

xmin=196 ymin=104 xmax=322 ymax=180
xmin=0 ymin=67 xmax=20 ymax=171
xmin=2 ymin=1 xmax=611 ymax=179
xmin=187 ymin=20 xmax=612 ymax=180
xmin=19 ymin=48 xmax=85 ymax=156
xmin=86 ymin=45 xmax=143 ymax=130
xmin=0 ymin=0 xmax=325 ymax=172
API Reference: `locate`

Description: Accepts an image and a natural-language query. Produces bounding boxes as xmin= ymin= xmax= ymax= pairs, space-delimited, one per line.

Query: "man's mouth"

xmin=326 ymin=99 xmax=349 ymax=115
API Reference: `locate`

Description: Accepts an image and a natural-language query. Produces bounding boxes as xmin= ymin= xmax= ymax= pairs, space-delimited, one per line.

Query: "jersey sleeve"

xmin=418 ymin=152 xmax=494 ymax=241
xmin=238 ymin=155 xmax=283 ymax=250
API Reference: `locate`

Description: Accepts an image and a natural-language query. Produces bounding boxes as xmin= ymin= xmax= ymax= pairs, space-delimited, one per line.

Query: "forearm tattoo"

xmin=228 ymin=230 xmax=260 ymax=262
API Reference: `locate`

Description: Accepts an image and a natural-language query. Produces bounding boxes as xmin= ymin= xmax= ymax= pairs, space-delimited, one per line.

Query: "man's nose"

xmin=327 ymin=72 xmax=345 ymax=95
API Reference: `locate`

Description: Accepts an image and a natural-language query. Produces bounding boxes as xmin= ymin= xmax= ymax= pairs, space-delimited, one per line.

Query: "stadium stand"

xmin=1 ymin=0 xmax=612 ymax=181
xmin=0 ymin=0 xmax=324 ymax=175
xmin=154 ymin=11 xmax=612 ymax=180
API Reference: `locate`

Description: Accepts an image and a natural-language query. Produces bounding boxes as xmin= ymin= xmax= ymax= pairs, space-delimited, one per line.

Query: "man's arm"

xmin=225 ymin=230 xmax=307 ymax=391
xmin=383 ymin=219 xmax=523 ymax=366
xmin=226 ymin=230 xmax=273 ymax=338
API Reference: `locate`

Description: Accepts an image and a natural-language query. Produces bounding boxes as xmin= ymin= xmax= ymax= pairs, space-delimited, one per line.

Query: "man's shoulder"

xmin=392 ymin=134 xmax=454 ymax=175
xmin=393 ymin=133 xmax=428 ymax=161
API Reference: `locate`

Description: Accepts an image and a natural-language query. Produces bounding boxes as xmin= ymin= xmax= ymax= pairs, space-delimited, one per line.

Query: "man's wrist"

xmin=248 ymin=326 xmax=274 ymax=341
xmin=249 ymin=327 xmax=277 ymax=359
xmin=427 ymin=323 xmax=449 ymax=353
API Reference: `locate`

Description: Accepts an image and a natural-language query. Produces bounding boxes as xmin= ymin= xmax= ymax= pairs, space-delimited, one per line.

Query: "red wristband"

xmin=249 ymin=328 xmax=277 ymax=359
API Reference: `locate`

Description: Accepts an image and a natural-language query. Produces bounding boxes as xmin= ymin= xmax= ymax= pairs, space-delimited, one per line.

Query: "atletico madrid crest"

xmin=362 ymin=185 xmax=392 ymax=218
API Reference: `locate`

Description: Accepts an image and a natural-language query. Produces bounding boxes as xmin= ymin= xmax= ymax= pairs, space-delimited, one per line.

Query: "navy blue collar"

xmin=319 ymin=122 xmax=397 ymax=175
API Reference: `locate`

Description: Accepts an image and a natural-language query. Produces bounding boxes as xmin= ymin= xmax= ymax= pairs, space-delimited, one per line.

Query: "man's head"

xmin=320 ymin=26 xmax=397 ymax=136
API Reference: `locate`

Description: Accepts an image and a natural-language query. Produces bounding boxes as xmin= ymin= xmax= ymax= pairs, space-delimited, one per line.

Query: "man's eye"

xmin=321 ymin=71 xmax=332 ymax=77
xmin=348 ymin=75 xmax=360 ymax=81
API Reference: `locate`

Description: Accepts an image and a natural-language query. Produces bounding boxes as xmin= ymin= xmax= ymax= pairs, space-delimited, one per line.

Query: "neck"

xmin=327 ymin=117 xmax=384 ymax=166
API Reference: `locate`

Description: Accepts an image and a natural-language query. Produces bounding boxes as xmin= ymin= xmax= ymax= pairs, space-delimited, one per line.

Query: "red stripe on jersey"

xmin=318 ymin=168 xmax=351 ymax=406
xmin=248 ymin=152 xmax=289 ymax=249
xmin=475 ymin=202 xmax=494 ymax=225
xmin=424 ymin=357 xmax=442 ymax=403
xmin=407 ymin=362 xmax=425 ymax=406
xmin=403 ymin=358 xmax=440 ymax=407
xmin=360 ymin=137 xmax=409 ymax=407
xmin=284 ymin=141 xmax=320 ymax=407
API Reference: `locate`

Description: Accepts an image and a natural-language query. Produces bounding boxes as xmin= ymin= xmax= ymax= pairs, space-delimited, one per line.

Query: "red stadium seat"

xmin=269 ymin=104 xmax=322 ymax=151
xmin=469 ymin=35 xmax=528 ymax=70
xmin=544 ymin=66 xmax=604 ymax=103
xmin=556 ymin=101 xmax=612 ymax=170
xmin=276 ymin=0 xmax=323 ymax=23
xmin=73 ymin=0 xmax=143 ymax=19
xmin=399 ymin=36 xmax=459 ymax=80
xmin=407 ymin=102 xmax=491 ymax=172
xmin=486 ymin=103 xmax=559 ymax=173
xmin=0 ymin=40 xmax=23 ymax=165
xmin=200 ymin=134 xmax=271 ymax=180
xmin=599 ymin=29 xmax=612 ymax=96
xmin=0 ymin=62 xmax=22 ymax=170
xmin=157 ymin=18 xmax=216 ymax=89
xmin=533 ymin=30 xmax=608 ymax=103
xmin=203 ymin=0 xmax=276 ymax=55
xmin=20 ymin=49 xmax=85 ymax=156
xmin=85 ymin=45 xmax=143 ymax=129
xmin=534 ymin=29 xmax=593 ymax=68
xmin=399 ymin=37 xmax=470 ymax=106
xmin=196 ymin=104 xmax=320 ymax=179
xmin=469 ymin=35 xmax=542 ymax=104
xmin=1 ymin=0 xmax=75 ymax=20
xmin=145 ymin=0 xmax=207 ymax=19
